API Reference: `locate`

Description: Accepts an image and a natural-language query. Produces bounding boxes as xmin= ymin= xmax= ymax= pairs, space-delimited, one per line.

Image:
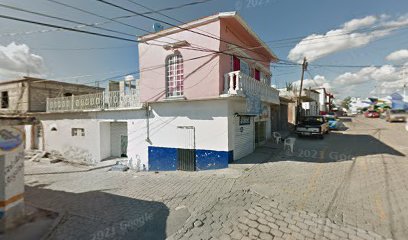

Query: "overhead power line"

xmin=32 ymin=45 xmax=135 ymax=51
xmin=0 ymin=3 xmax=136 ymax=37
xmin=46 ymin=0 xmax=148 ymax=33
xmin=0 ymin=14 xmax=139 ymax=42
xmin=95 ymin=0 xmax=275 ymax=61
xmin=0 ymin=0 xmax=215 ymax=37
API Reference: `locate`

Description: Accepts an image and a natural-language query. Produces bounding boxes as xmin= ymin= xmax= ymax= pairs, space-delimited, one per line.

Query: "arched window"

xmin=166 ymin=53 xmax=184 ymax=97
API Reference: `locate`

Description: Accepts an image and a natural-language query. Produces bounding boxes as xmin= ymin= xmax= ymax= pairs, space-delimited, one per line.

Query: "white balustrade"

xmin=222 ymin=71 xmax=280 ymax=104
xmin=46 ymin=90 xmax=142 ymax=112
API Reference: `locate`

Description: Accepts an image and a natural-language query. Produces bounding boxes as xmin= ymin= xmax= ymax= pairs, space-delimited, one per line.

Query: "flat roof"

xmin=0 ymin=76 xmax=104 ymax=90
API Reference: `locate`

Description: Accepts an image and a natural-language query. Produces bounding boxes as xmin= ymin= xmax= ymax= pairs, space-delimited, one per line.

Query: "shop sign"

xmin=0 ymin=127 xmax=24 ymax=152
xmin=239 ymin=116 xmax=251 ymax=125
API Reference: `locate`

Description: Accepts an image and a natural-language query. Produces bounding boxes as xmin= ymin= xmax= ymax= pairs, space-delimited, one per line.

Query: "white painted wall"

xmin=42 ymin=119 xmax=101 ymax=164
xmin=37 ymin=98 xmax=264 ymax=169
xmin=24 ymin=125 xmax=32 ymax=150
xmin=126 ymin=99 xmax=230 ymax=170
xmin=99 ymin=122 xmax=111 ymax=160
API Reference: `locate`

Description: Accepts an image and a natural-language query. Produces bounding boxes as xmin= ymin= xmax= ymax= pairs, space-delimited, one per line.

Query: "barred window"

xmin=166 ymin=53 xmax=184 ymax=97
xmin=72 ymin=128 xmax=85 ymax=136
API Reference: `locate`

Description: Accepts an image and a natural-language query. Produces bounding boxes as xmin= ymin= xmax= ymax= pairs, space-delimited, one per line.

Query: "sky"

xmin=0 ymin=0 xmax=407 ymax=99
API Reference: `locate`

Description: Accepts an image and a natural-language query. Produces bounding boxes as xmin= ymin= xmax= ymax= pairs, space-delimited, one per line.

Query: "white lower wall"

xmin=100 ymin=122 xmax=111 ymax=160
xmin=38 ymin=98 xmax=274 ymax=169
xmin=42 ymin=119 xmax=101 ymax=164
xmin=126 ymin=99 xmax=230 ymax=170
xmin=24 ymin=125 xmax=32 ymax=150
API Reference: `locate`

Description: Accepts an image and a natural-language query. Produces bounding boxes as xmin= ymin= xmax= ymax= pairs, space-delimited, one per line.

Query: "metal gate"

xmin=177 ymin=126 xmax=196 ymax=171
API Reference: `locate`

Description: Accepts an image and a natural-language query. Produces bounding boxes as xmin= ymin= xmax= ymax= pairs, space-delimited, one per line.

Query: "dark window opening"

xmin=64 ymin=93 xmax=73 ymax=97
xmin=51 ymin=127 xmax=57 ymax=131
xmin=1 ymin=91 xmax=9 ymax=109
xmin=72 ymin=128 xmax=85 ymax=136
xmin=255 ymin=69 xmax=261 ymax=81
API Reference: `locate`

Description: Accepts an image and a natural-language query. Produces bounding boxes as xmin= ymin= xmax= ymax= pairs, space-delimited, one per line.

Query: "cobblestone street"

xmin=23 ymin=116 xmax=408 ymax=239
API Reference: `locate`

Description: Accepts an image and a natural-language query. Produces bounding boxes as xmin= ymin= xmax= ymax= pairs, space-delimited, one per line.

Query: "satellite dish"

xmin=153 ymin=23 xmax=164 ymax=32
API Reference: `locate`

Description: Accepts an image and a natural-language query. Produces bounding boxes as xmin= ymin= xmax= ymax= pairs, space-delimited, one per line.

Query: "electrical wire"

xmin=0 ymin=14 xmax=139 ymax=43
xmin=0 ymin=0 xmax=215 ymax=37
xmin=0 ymin=3 xmax=135 ymax=37
xmin=95 ymin=0 xmax=276 ymax=61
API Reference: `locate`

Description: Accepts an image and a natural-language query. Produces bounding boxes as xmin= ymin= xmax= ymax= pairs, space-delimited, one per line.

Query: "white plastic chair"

xmin=284 ymin=137 xmax=296 ymax=153
xmin=273 ymin=132 xmax=282 ymax=144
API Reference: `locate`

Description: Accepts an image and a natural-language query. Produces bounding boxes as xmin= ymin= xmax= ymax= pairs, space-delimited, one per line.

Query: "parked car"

xmin=364 ymin=110 xmax=380 ymax=118
xmin=324 ymin=115 xmax=339 ymax=130
xmin=385 ymin=109 xmax=406 ymax=122
xmin=296 ymin=116 xmax=329 ymax=139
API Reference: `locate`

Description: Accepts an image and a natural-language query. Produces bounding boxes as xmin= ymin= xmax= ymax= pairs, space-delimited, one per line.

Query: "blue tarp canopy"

xmin=389 ymin=92 xmax=407 ymax=110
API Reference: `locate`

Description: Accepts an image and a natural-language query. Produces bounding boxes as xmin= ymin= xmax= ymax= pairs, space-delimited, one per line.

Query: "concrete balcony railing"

xmin=222 ymin=71 xmax=280 ymax=104
xmin=46 ymin=89 xmax=142 ymax=112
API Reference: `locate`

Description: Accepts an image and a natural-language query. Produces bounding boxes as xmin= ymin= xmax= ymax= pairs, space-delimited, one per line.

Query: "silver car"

xmin=386 ymin=109 xmax=406 ymax=122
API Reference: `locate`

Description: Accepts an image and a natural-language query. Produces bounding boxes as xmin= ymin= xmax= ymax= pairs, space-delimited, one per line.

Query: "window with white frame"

xmin=166 ymin=53 xmax=184 ymax=97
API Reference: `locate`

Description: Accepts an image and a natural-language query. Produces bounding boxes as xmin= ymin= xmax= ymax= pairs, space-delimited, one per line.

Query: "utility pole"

xmin=297 ymin=57 xmax=308 ymax=124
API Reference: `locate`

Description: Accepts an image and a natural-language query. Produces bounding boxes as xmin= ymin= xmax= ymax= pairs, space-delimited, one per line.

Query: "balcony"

xmin=222 ymin=71 xmax=280 ymax=105
xmin=46 ymin=89 xmax=142 ymax=113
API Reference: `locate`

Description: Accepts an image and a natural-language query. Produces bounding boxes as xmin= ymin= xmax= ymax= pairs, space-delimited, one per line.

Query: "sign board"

xmin=0 ymin=124 xmax=25 ymax=232
xmin=239 ymin=116 xmax=251 ymax=125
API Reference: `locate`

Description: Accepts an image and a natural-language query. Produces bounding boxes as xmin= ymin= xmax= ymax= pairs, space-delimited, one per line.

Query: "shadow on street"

xmin=24 ymin=184 xmax=169 ymax=240
xmin=231 ymin=131 xmax=405 ymax=165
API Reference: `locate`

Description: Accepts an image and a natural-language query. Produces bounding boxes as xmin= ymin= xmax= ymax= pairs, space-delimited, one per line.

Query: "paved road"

xmin=23 ymin=116 xmax=408 ymax=239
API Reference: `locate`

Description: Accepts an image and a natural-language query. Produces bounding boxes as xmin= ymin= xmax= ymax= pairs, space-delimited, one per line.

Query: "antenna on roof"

xmin=153 ymin=23 xmax=164 ymax=32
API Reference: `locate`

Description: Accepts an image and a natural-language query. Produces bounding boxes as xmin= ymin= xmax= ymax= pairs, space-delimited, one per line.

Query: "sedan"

xmin=364 ymin=110 xmax=380 ymax=118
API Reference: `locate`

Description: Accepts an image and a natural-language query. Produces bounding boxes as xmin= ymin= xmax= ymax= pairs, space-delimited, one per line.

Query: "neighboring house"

xmin=279 ymin=88 xmax=318 ymax=123
xmin=0 ymin=77 xmax=103 ymax=113
xmin=40 ymin=12 xmax=281 ymax=171
xmin=301 ymin=89 xmax=320 ymax=116
xmin=314 ymin=88 xmax=334 ymax=114
xmin=0 ymin=77 xmax=103 ymax=150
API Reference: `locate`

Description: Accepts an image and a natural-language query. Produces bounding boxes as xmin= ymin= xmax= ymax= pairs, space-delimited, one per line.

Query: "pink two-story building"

xmin=37 ymin=12 xmax=281 ymax=171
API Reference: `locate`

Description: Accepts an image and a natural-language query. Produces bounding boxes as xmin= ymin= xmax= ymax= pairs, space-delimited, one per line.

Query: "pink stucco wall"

xmin=138 ymin=16 xmax=274 ymax=103
xmin=139 ymin=20 xmax=222 ymax=102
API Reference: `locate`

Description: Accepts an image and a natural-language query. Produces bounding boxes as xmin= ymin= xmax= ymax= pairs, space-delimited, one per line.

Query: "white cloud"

xmin=0 ymin=42 xmax=46 ymax=80
xmin=334 ymin=65 xmax=401 ymax=87
xmin=288 ymin=15 xmax=408 ymax=62
xmin=386 ymin=49 xmax=408 ymax=62
xmin=343 ymin=16 xmax=377 ymax=31
xmin=292 ymin=75 xmax=332 ymax=90
xmin=332 ymin=63 xmax=407 ymax=97
xmin=370 ymin=78 xmax=407 ymax=95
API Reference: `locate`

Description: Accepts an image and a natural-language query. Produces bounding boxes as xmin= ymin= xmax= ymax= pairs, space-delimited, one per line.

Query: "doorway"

xmin=177 ymin=126 xmax=196 ymax=171
xmin=110 ymin=122 xmax=128 ymax=158
xmin=255 ymin=121 xmax=266 ymax=146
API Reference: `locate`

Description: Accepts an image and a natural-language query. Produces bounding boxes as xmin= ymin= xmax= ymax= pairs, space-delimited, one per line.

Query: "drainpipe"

xmin=145 ymin=103 xmax=151 ymax=144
